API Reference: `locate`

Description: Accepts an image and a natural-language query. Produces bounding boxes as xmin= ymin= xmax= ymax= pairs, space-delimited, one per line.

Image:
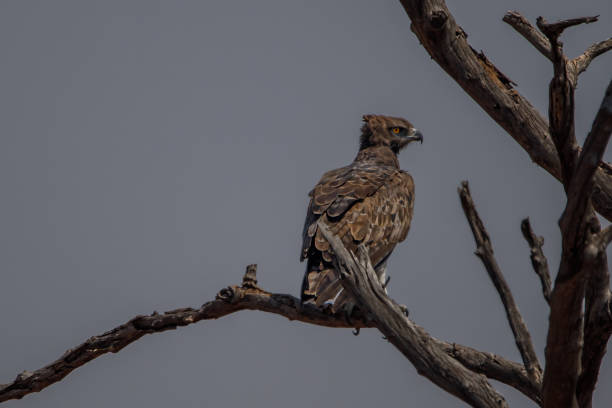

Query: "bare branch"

xmin=458 ymin=182 xmax=542 ymax=384
xmin=574 ymin=81 xmax=612 ymax=407
xmin=503 ymin=11 xmax=552 ymax=61
xmin=520 ymin=218 xmax=552 ymax=304
xmin=579 ymin=250 xmax=612 ymax=408
xmin=318 ymin=222 xmax=510 ymax=408
xmin=567 ymin=79 xmax=612 ymax=216
xmin=0 ymin=266 xmax=371 ymax=403
xmin=536 ymin=16 xmax=600 ymax=41
xmin=398 ymin=0 xmax=612 ymax=222
xmin=572 ymin=38 xmax=612 ymax=77
xmin=504 ymin=11 xmax=611 ymax=82
xmin=0 ymin=264 xmax=536 ymax=404
xmin=543 ymin=81 xmax=612 ymax=408
xmin=439 ymin=342 xmax=541 ymax=405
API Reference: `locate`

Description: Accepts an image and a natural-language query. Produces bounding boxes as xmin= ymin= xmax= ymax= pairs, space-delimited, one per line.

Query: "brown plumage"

xmin=300 ymin=114 xmax=422 ymax=310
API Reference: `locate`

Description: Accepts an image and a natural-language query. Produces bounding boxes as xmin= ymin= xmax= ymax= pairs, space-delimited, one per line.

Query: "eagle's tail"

xmin=301 ymin=257 xmax=354 ymax=312
xmin=301 ymin=254 xmax=389 ymax=312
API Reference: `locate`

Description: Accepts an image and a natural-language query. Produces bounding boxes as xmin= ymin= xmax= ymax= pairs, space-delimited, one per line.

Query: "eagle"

xmin=300 ymin=114 xmax=422 ymax=312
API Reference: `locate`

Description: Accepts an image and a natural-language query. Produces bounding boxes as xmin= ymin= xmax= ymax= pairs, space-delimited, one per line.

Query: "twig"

xmin=318 ymin=222 xmax=511 ymax=408
xmin=458 ymin=182 xmax=542 ymax=384
xmin=536 ymin=16 xmax=599 ymax=41
xmin=572 ymin=38 xmax=612 ymax=77
xmin=503 ymin=11 xmax=552 ymax=61
xmin=0 ymin=264 xmax=537 ymax=404
xmin=520 ymin=218 xmax=552 ymax=304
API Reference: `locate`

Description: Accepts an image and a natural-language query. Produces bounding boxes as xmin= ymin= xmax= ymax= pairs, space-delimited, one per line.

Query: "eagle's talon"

xmin=399 ymin=304 xmax=409 ymax=317
xmin=343 ymin=302 xmax=356 ymax=326
xmin=383 ymin=276 xmax=391 ymax=289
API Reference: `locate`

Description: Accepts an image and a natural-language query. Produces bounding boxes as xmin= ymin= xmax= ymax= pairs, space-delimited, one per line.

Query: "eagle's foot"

xmin=343 ymin=301 xmax=356 ymax=326
xmin=340 ymin=301 xmax=361 ymax=335
xmin=399 ymin=304 xmax=409 ymax=317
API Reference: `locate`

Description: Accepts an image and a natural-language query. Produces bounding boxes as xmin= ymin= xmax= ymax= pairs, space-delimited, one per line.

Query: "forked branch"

xmin=503 ymin=11 xmax=552 ymax=60
xmin=505 ymin=11 xmax=612 ymax=85
xmin=572 ymin=38 xmax=612 ymax=77
xmin=575 ymin=80 xmax=612 ymax=408
xmin=318 ymin=222 xmax=511 ymax=408
xmin=541 ymin=50 xmax=612 ymax=408
xmin=398 ymin=0 xmax=612 ymax=221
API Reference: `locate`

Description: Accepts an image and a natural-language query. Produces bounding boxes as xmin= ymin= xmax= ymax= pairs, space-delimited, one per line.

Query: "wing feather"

xmin=301 ymin=163 xmax=414 ymax=304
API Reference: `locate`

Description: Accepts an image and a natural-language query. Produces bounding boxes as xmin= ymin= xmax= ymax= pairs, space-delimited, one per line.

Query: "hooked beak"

xmin=408 ymin=129 xmax=424 ymax=144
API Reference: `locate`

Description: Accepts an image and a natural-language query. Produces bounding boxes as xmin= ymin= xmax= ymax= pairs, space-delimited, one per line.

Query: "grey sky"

xmin=1 ymin=1 xmax=611 ymax=407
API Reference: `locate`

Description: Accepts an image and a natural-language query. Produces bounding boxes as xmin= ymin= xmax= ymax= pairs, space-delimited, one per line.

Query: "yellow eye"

xmin=392 ymin=127 xmax=401 ymax=134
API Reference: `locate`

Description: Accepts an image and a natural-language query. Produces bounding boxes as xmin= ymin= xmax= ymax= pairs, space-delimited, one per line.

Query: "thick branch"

xmin=536 ymin=16 xmax=580 ymax=186
xmin=575 ymin=81 xmax=612 ymax=408
xmin=319 ymin=223 xmax=509 ymax=408
xmin=520 ymin=218 xmax=552 ymax=304
xmin=542 ymin=78 xmax=612 ymax=408
xmin=567 ymin=79 xmax=612 ymax=219
xmin=0 ymin=264 xmax=536 ymax=404
xmin=458 ymin=182 xmax=542 ymax=384
xmin=503 ymin=11 xmax=552 ymax=61
xmin=579 ymin=248 xmax=611 ymax=408
xmin=397 ymin=0 xmax=612 ymax=221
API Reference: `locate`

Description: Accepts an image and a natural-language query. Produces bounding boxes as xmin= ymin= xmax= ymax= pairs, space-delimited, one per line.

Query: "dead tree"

xmin=1 ymin=2 xmax=611 ymax=407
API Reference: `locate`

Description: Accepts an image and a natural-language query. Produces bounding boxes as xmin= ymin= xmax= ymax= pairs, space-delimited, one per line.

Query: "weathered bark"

xmin=575 ymin=81 xmax=612 ymax=408
xmin=521 ymin=218 xmax=552 ymax=305
xmin=0 ymin=264 xmax=536 ymax=404
xmin=397 ymin=2 xmax=612 ymax=406
xmin=3 ymin=3 xmax=611 ymax=407
xmin=459 ymin=182 xmax=542 ymax=385
xmin=398 ymin=0 xmax=612 ymax=222
xmin=318 ymin=222 xmax=510 ymax=408
xmin=538 ymin=13 xmax=612 ymax=401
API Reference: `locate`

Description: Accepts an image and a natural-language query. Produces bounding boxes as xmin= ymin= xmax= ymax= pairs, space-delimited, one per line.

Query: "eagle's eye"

xmin=391 ymin=127 xmax=401 ymax=134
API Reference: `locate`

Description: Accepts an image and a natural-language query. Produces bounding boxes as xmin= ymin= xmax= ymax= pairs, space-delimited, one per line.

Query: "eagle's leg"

xmin=374 ymin=261 xmax=388 ymax=294
xmin=374 ymin=261 xmax=408 ymax=317
xmin=343 ymin=301 xmax=357 ymax=326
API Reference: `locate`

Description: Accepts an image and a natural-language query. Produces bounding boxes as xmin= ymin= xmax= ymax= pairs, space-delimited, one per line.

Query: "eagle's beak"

xmin=408 ymin=129 xmax=424 ymax=144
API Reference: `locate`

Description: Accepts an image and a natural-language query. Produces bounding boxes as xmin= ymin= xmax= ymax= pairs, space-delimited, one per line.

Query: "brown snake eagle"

xmin=300 ymin=114 xmax=422 ymax=313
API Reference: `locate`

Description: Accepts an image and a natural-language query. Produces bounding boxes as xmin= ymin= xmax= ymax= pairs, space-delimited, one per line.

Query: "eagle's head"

xmin=359 ymin=114 xmax=423 ymax=153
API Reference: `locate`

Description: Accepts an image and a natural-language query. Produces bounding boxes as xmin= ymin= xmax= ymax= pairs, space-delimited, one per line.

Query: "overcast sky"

xmin=1 ymin=1 xmax=611 ymax=407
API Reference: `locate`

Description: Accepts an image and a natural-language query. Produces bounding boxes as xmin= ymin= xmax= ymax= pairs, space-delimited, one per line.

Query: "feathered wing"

xmin=300 ymin=163 xmax=414 ymax=310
